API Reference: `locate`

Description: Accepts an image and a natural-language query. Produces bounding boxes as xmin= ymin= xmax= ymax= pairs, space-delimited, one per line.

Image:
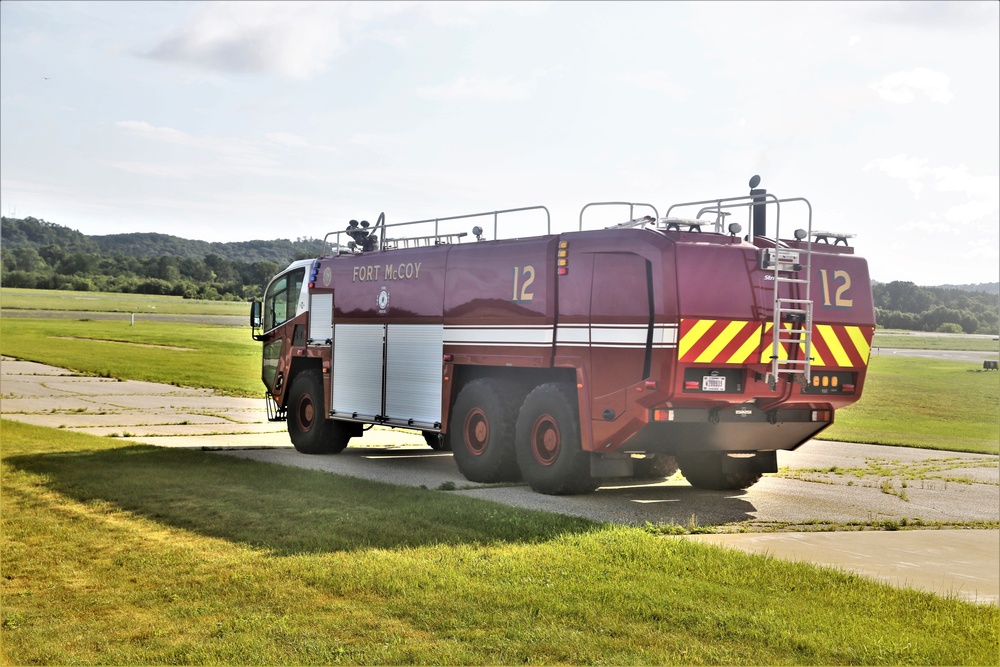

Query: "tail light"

xmin=557 ymin=241 xmax=569 ymax=275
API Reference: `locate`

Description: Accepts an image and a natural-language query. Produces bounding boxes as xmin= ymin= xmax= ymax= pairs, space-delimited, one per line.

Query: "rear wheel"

xmin=449 ymin=379 xmax=521 ymax=483
xmin=676 ymin=452 xmax=763 ymax=490
xmin=515 ymin=383 xmax=598 ymax=495
xmin=287 ymin=370 xmax=351 ymax=454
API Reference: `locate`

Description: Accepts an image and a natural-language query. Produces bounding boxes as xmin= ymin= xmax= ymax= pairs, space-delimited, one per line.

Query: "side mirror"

xmin=250 ymin=301 xmax=262 ymax=330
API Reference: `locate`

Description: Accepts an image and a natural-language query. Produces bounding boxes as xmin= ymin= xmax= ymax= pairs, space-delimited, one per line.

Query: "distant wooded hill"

xmin=1 ymin=216 xmax=998 ymax=333
xmin=1 ymin=216 xmax=326 ymax=301
xmin=2 ymin=216 xmax=325 ymax=264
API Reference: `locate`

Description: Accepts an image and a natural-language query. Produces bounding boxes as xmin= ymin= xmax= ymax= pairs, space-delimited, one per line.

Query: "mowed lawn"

xmin=2 ymin=421 xmax=996 ymax=665
xmin=1 ymin=287 xmax=247 ymax=316
xmin=821 ymin=355 xmax=1000 ymax=455
xmin=0 ymin=317 xmax=261 ymax=397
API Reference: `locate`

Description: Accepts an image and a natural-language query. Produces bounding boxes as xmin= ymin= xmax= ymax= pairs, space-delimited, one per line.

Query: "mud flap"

xmin=721 ymin=451 xmax=777 ymax=475
xmin=590 ymin=454 xmax=634 ymax=478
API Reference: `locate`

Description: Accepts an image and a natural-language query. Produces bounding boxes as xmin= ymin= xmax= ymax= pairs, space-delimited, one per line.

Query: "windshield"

xmin=262 ymin=267 xmax=305 ymax=331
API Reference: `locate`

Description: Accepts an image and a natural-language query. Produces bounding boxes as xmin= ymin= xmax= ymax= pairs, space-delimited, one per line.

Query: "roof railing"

xmin=322 ymin=205 xmax=550 ymax=254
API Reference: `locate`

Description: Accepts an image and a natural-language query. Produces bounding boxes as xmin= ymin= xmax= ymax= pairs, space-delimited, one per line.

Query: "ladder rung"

xmin=775 ymin=277 xmax=808 ymax=283
xmin=778 ymin=298 xmax=812 ymax=303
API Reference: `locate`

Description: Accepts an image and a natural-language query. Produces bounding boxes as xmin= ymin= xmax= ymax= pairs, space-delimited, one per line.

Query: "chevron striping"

xmin=847 ymin=325 xmax=872 ymax=364
xmin=816 ymin=324 xmax=852 ymax=367
xmin=726 ymin=323 xmax=763 ymax=363
xmin=678 ymin=318 xmax=716 ymax=360
xmin=696 ymin=320 xmax=749 ymax=363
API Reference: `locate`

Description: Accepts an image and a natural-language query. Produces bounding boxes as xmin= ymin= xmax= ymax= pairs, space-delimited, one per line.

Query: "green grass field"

xmin=0 ymin=317 xmax=261 ymax=397
xmin=873 ymin=329 xmax=1000 ymax=353
xmin=0 ymin=287 xmax=247 ymax=316
xmin=3 ymin=421 xmax=996 ymax=665
xmin=821 ymin=356 xmax=1000 ymax=455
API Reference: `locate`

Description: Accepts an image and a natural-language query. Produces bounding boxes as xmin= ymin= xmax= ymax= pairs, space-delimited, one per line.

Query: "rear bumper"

xmin=620 ymin=407 xmax=829 ymax=455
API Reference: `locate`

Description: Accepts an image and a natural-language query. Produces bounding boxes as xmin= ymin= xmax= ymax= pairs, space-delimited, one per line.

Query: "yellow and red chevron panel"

xmin=678 ymin=318 xmax=764 ymax=365
xmin=801 ymin=323 xmax=873 ymax=368
xmin=678 ymin=318 xmax=873 ymax=368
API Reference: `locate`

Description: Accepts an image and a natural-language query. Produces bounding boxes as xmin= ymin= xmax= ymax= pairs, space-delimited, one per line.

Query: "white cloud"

xmin=98 ymin=160 xmax=216 ymax=180
xmin=865 ymin=154 xmax=999 ymax=225
xmin=864 ymin=154 xmax=930 ymax=196
xmin=111 ymin=121 xmax=349 ymax=179
xmin=418 ymin=76 xmax=531 ymax=102
xmin=620 ymin=71 xmax=689 ymax=99
xmin=139 ymin=1 xmax=534 ymax=80
xmin=897 ymin=218 xmax=939 ymax=233
xmin=348 ymin=133 xmax=409 ymax=148
xmin=870 ymin=68 xmax=954 ymax=104
xmin=115 ymin=120 xmax=272 ymax=162
xmin=141 ymin=2 xmax=394 ymax=79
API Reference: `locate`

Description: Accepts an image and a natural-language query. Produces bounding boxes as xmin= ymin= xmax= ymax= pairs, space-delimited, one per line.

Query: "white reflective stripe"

xmin=556 ymin=326 xmax=589 ymax=345
xmin=444 ymin=323 xmax=679 ymax=349
xmin=445 ymin=326 xmax=553 ymax=346
xmin=591 ymin=326 xmax=647 ymax=345
xmin=654 ymin=324 xmax=678 ymax=346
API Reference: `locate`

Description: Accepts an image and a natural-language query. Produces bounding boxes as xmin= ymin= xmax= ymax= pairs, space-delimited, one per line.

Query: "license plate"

xmin=702 ymin=376 xmax=726 ymax=392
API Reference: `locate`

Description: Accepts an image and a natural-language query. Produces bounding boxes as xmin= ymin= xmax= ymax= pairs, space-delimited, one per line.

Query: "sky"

xmin=1 ymin=1 xmax=998 ymax=286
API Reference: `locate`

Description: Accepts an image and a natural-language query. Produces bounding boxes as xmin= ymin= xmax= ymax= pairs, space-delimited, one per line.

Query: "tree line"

xmin=873 ymin=280 xmax=998 ymax=335
xmin=1 ymin=216 xmax=998 ymax=333
xmin=1 ymin=216 xmax=325 ymax=301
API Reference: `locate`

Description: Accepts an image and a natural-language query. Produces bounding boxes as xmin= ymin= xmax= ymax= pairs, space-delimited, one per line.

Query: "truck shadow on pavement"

xmin=242 ymin=445 xmax=764 ymax=528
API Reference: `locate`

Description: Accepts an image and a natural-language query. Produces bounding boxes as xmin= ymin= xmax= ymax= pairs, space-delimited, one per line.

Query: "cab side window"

xmin=263 ymin=268 xmax=305 ymax=331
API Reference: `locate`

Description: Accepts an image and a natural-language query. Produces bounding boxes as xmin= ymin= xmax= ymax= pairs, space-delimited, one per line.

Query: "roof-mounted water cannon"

xmin=749 ymin=174 xmax=766 ymax=239
xmin=346 ymin=218 xmax=380 ymax=252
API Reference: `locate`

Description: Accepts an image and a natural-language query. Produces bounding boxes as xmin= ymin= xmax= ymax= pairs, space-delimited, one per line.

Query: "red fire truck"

xmin=251 ymin=178 xmax=874 ymax=495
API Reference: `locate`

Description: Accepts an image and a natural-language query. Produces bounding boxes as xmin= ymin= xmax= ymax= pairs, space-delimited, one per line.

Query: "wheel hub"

xmin=531 ymin=415 xmax=560 ymax=466
xmin=464 ymin=408 xmax=489 ymax=456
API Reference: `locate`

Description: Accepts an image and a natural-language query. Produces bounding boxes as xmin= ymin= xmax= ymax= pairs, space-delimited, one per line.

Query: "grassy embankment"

xmin=3 ymin=420 xmax=997 ymax=665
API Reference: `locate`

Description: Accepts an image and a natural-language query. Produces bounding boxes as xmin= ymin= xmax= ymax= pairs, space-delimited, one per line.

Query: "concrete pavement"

xmin=2 ymin=356 xmax=997 ymax=605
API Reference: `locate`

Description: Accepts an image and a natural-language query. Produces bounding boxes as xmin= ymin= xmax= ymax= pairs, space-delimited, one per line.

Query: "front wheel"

xmin=676 ymin=452 xmax=763 ymax=490
xmin=515 ymin=383 xmax=597 ymax=495
xmin=287 ymin=370 xmax=351 ymax=454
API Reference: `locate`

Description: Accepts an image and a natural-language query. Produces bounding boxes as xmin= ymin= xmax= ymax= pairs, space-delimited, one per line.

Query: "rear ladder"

xmin=763 ymin=197 xmax=814 ymax=387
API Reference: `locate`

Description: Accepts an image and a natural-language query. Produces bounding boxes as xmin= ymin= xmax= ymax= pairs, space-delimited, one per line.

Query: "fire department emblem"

xmin=322 ymin=267 xmax=332 ymax=287
xmin=377 ymin=288 xmax=389 ymax=312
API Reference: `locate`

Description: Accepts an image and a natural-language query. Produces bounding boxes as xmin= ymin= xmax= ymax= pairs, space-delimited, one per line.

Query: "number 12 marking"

xmin=512 ymin=265 xmax=535 ymax=301
xmin=819 ymin=269 xmax=853 ymax=308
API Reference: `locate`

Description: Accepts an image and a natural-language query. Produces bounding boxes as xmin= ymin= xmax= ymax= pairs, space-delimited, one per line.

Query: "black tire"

xmin=676 ymin=452 xmax=763 ymax=490
xmin=287 ymin=370 xmax=350 ymax=454
xmin=423 ymin=431 xmax=451 ymax=451
xmin=515 ymin=383 xmax=598 ymax=495
xmin=633 ymin=454 xmax=679 ymax=480
xmin=449 ymin=378 xmax=521 ymax=483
